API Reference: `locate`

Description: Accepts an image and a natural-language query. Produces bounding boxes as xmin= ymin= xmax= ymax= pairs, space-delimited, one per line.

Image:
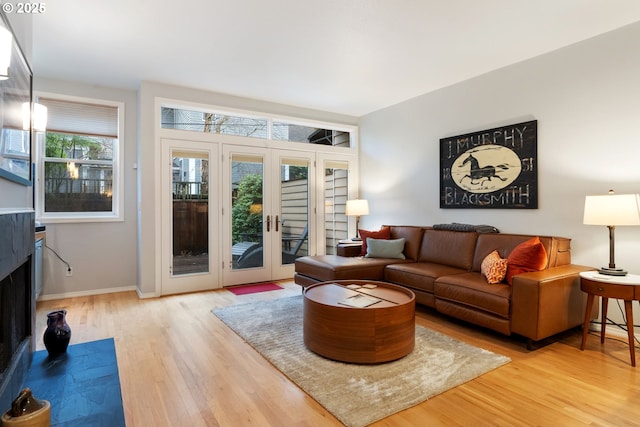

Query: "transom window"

xmin=161 ymin=106 xmax=351 ymax=147
xmin=36 ymin=95 xmax=123 ymax=222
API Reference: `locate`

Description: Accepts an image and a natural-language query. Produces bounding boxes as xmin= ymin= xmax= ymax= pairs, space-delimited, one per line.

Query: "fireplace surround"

xmin=0 ymin=210 xmax=35 ymax=414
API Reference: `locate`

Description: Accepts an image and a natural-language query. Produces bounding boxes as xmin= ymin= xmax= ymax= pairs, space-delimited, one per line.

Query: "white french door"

xmin=222 ymin=146 xmax=315 ymax=286
xmin=159 ymin=138 xmax=355 ymax=293
xmin=160 ymin=139 xmax=220 ymax=295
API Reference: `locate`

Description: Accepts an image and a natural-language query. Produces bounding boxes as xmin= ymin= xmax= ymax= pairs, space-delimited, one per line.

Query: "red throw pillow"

xmin=358 ymin=226 xmax=391 ymax=256
xmin=505 ymin=237 xmax=548 ymax=285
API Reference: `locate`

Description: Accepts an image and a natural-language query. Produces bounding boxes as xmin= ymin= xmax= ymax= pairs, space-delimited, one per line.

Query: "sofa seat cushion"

xmin=294 ymin=255 xmax=411 ymax=282
xmin=434 ymin=272 xmax=511 ymax=318
xmin=385 ymin=262 xmax=467 ymax=294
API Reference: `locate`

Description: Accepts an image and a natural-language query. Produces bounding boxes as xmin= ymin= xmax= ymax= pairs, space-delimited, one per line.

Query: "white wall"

xmin=33 ymin=78 xmax=138 ymax=298
xmin=359 ymin=21 xmax=640 ymax=337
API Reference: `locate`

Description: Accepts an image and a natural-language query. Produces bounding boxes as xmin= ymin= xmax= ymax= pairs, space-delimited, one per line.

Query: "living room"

xmin=2 ymin=2 xmax=640 ymax=426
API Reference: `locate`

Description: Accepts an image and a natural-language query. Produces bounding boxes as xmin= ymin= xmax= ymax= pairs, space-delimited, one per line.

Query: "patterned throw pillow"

xmin=481 ymin=250 xmax=508 ymax=284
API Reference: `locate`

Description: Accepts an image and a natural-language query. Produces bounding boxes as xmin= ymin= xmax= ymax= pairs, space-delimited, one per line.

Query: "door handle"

xmin=266 ymin=215 xmax=271 ymax=232
xmin=275 ymin=215 xmax=280 ymax=232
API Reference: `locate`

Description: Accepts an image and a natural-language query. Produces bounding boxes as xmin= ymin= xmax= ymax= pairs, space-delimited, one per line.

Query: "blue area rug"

xmin=25 ymin=338 xmax=125 ymax=427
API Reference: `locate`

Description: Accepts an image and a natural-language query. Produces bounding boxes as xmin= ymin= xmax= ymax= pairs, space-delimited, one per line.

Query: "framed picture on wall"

xmin=439 ymin=120 xmax=537 ymax=209
xmin=0 ymin=12 xmax=33 ymax=186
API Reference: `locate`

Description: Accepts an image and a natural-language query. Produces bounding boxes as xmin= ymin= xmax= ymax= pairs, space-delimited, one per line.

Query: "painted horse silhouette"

xmin=459 ymin=154 xmax=509 ymax=186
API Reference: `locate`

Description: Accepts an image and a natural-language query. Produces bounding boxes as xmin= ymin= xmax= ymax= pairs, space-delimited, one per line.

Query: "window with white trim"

xmin=36 ymin=95 xmax=124 ymax=222
xmin=160 ymin=106 xmax=352 ymax=147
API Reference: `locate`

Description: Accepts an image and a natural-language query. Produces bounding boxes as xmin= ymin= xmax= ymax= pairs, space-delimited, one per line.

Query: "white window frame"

xmin=35 ymin=93 xmax=125 ymax=223
xmin=158 ymin=98 xmax=358 ymax=149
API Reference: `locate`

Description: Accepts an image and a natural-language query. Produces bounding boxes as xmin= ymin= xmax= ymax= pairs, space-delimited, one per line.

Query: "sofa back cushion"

xmin=418 ymin=230 xmax=478 ymax=270
xmin=472 ymin=233 xmax=571 ymax=272
xmin=387 ymin=226 xmax=425 ymax=261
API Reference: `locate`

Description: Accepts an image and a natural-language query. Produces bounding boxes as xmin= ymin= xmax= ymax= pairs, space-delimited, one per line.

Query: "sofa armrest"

xmin=510 ymin=264 xmax=597 ymax=342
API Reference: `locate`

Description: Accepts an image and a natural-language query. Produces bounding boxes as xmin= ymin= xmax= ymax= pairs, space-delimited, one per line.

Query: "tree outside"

xmin=231 ymin=174 xmax=263 ymax=244
xmin=44 ymin=132 xmax=114 ymax=212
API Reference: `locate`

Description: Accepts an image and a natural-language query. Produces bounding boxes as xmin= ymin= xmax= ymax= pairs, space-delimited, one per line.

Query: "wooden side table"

xmin=580 ymin=271 xmax=640 ymax=367
xmin=336 ymin=240 xmax=362 ymax=257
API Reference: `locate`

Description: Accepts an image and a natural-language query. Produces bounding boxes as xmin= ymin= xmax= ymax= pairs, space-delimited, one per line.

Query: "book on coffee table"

xmin=338 ymin=293 xmax=381 ymax=308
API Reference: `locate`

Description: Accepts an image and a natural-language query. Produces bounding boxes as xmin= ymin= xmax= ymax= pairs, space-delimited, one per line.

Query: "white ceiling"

xmin=31 ymin=0 xmax=640 ymax=117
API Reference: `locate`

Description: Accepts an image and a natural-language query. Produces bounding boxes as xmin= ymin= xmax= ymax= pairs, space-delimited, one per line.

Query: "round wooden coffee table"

xmin=303 ymin=280 xmax=415 ymax=364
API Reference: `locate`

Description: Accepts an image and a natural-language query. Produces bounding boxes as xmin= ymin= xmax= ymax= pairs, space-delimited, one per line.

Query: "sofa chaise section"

xmin=294 ymin=225 xmax=424 ymax=286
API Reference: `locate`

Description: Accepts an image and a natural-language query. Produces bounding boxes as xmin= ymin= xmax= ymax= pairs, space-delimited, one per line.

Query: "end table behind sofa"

xmin=337 ymin=240 xmax=362 ymax=257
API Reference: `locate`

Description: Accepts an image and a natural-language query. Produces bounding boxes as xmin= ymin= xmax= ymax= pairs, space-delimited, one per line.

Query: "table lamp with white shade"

xmin=583 ymin=190 xmax=640 ymax=276
xmin=345 ymin=199 xmax=369 ymax=241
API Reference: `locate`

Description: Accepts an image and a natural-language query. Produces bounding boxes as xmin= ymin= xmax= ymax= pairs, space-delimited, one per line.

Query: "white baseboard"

xmin=135 ymin=288 xmax=157 ymax=299
xmin=37 ymin=285 xmax=138 ymax=301
xmin=589 ymin=323 xmax=640 ymax=341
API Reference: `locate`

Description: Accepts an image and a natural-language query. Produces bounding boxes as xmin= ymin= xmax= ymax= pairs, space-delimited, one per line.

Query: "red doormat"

xmin=227 ymin=282 xmax=283 ymax=295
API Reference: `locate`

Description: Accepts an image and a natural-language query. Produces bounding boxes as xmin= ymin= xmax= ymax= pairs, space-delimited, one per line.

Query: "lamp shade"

xmin=21 ymin=102 xmax=48 ymax=131
xmin=345 ymin=199 xmax=369 ymax=217
xmin=583 ymin=193 xmax=640 ymax=226
xmin=34 ymin=103 xmax=48 ymax=131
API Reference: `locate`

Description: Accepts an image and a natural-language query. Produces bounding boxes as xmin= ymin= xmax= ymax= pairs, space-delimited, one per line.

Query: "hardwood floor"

xmin=35 ymin=281 xmax=640 ymax=427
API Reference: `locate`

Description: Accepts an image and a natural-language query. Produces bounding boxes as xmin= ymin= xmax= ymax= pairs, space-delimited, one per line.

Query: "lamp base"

xmin=598 ymin=266 xmax=628 ymax=276
xmin=351 ymin=237 xmax=362 ymax=241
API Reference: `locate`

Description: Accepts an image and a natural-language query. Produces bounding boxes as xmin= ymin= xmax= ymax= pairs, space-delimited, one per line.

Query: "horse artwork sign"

xmin=440 ymin=120 xmax=538 ymax=209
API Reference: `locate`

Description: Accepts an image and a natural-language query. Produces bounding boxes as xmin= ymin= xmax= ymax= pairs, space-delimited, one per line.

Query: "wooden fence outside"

xmin=172 ymin=170 xmax=349 ymax=256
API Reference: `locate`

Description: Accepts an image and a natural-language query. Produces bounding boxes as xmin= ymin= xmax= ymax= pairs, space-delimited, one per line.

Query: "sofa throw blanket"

xmin=433 ymin=223 xmax=499 ymax=233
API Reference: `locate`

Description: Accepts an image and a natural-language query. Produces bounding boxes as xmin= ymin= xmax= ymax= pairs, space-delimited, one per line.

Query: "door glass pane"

xmin=172 ymin=153 xmax=209 ymax=276
xmin=231 ymin=155 xmax=264 ymax=270
xmin=323 ymin=161 xmax=349 ymax=255
xmin=280 ymin=158 xmax=309 ymax=265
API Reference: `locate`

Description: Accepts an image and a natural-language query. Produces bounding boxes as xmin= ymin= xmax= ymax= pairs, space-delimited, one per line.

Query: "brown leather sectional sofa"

xmin=294 ymin=225 xmax=598 ymax=348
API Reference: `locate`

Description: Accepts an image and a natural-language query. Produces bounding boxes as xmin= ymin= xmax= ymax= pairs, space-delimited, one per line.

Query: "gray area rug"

xmin=212 ymin=295 xmax=510 ymax=427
